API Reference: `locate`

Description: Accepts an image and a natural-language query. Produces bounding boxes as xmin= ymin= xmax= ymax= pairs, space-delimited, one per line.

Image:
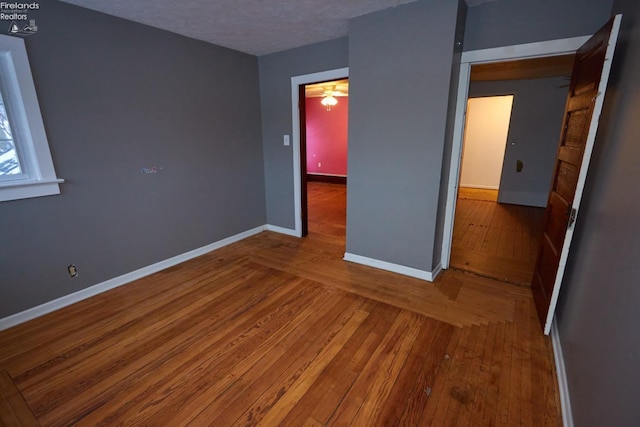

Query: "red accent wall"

xmin=305 ymin=96 xmax=348 ymax=176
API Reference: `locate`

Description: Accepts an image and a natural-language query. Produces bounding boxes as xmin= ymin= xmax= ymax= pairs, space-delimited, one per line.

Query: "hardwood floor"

xmin=451 ymin=188 xmax=546 ymax=286
xmin=0 ymin=182 xmax=561 ymax=426
xmin=307 ymin=181 xmax=346 ymax=239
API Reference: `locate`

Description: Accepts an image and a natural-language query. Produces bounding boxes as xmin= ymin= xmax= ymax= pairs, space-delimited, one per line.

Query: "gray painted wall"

xmin=468 ymin=78 xmax=569 ymax=207
xmin=432 ymin=0 xmax=467 ymax=269
xmin=556 ymin=2 xmax=640 ymax=425
xmin=259 ymin=38 xmax=348 ymax=229
xmin=464 ymin=0 xmax=614 ymax=51
xmin=346 ymin=0 xmax=464 ymax=272
xmin=0 ymin=1 xmax=265 ymax=318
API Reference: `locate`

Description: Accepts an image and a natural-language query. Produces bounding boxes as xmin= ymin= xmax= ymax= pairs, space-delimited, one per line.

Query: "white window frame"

xmin=0 ymin=34 xmax=62 ymax=202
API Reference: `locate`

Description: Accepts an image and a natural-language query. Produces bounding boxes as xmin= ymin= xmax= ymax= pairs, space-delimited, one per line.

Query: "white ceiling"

xmin=60 ymin=0 xmax=498 ymax=56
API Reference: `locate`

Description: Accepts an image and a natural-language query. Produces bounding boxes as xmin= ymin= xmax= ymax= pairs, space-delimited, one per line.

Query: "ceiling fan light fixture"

xmin=321 ymin=95 xmax=338 ymax=110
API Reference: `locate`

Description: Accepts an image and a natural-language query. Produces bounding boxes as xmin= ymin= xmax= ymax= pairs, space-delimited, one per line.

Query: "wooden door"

xmin=532 ymin=15 xmax=621 ymax=334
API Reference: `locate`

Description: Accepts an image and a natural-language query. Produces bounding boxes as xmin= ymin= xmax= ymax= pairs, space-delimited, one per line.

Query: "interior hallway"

xmin=450 ymin=188 xmax=546 ymax=286
xmin=0 ymin=182 xmax=560 ymax=426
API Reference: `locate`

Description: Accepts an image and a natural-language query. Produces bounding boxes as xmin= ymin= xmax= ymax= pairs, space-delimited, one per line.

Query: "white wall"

xmin=460 ymin=95 xmax=513 ymax=189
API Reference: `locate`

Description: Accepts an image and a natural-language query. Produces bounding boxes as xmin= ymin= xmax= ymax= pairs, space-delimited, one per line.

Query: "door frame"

xmin=441 ymin=36 xmax=590 ymax=269
xmin=291 ymin=67 xmax=349 ymax=237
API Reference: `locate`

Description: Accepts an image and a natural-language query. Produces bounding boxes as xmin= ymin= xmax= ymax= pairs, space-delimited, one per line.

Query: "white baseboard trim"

xmin=431 ymin=262 xmax=443 ymax=281
xmin=343 ymin=252 xmax=437 ymax=282
xmin=551 ymin=320 xmax=574 ymax=427
xmin=459 ymin=184 xmax=499 ymax=190
xmin=265 ymin=224 xmax=300 ymax=237
xmin=0 ymin=225 xmax=266 ymax=331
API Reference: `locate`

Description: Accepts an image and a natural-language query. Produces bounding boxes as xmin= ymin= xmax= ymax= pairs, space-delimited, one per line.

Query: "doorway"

xmin=441 ymin=37 xmax=589 ymax=270
xmin=450 ymin=68 xmax=573 ymax=285
xmin=459 ymin=95 xmax=513 ymax=193
xmin=442 ymin=17 xmax=621 ymax=334
xmin=290 ymin=68 xmax=349 ymax=237
xmin=450 ymin=93 xmax=546 ymax=285
xmin=302 ymin=78 xmax=349 ymax=237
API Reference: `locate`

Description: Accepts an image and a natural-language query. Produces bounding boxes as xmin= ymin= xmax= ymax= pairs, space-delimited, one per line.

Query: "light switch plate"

xmin=283 ymin=135 xmax=290 ymax=146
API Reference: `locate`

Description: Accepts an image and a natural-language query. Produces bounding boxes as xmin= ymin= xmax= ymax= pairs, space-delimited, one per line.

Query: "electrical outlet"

xmin=68 ymin=265 xmax=78 ymax=278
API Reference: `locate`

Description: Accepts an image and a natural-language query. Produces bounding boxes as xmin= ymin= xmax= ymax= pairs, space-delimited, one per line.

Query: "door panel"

xmin=558 ymin=145 xmax=583 ymax=165
xmin=532 ymin=15 xmax=621 ymax=334
xmin=555 ymin=163 xmax=579 ymax=201
xmin=546 ymin=193 xmax=569 ymax=249
xmin=572 ymin=42 xmax=608 ymax=95
xmin=564 ymin=109 xmax=590 ymax=147
xmin=535 ymin=238 xmax=559 ymax=293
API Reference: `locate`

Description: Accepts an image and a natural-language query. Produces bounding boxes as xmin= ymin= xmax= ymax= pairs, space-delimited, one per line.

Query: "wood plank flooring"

xmin=0 ymin=182 xmax=561 ymax=426
xmin=451 ymin=188 xmax=546 ymax=286
xmin=0 ymin=371 xmax=39 ymax=426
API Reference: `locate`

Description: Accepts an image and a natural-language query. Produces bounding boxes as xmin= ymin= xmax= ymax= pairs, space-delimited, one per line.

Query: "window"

xmin=0 ymin=34 xmax=62 ymax=202
xmin=0 ymin=91 xmax=21 ymax=176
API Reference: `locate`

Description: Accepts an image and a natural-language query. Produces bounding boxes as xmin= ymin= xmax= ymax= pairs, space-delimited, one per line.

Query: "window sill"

xmin=0 ymin=178 xmax=64 ymax=202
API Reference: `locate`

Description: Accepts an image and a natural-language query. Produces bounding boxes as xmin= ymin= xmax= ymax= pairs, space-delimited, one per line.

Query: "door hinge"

xmin=568 ymin=208 xmax=578 ymax=228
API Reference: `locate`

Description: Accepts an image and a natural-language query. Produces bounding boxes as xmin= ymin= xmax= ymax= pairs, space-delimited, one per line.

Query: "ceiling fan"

xmin=320 ymin=87 xmax=341 ymax=110
xmin=305 ymin=79 xmax=349 ymax=98
xmin=305 ymin=79 xmax=349 ymax=111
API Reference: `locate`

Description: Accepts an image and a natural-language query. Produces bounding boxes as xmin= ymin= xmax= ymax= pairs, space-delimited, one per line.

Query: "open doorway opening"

xmin=291 ymin=68 xmax=348 ymax=237
xmin=459 ymin=95 xmax=513 ymax=193
xmin=443 ymin=18 xmax=621 ymax=334
xmin=300 ymin=78 xmax=349 ymax=238
xmin=449 ymin=57 xmax=574 ymax=286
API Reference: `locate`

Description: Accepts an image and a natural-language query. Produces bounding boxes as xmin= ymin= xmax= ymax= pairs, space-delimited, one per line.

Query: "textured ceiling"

xmin=59 ymin=0 xmax=499 ymax=56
